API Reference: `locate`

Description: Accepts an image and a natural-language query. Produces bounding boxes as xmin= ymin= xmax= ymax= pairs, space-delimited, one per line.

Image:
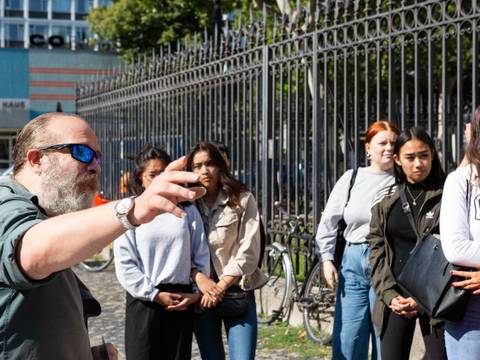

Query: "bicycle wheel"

xmin=256 ymin=243 xmax=294 ymax=324
xmin=302 ymin=262 xmax=335 ymax=344
xmin=80 ymin=246 xmax=114 ymax=272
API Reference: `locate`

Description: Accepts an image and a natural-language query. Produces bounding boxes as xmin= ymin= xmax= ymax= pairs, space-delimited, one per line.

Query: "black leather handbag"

xmin=396 ymin=188 xmax=471 ymax=322
xmin=213 ymin=286 xmax=249 ymax=318
xmin=197 ymin=286 xmax=250 ymax=318
xmin=333 ymin=169 xmax=358 ymax=268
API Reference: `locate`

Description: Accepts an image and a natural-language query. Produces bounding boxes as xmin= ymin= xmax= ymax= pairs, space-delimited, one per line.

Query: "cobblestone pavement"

xmin=74 ymin=265 xmax=320 ymax=360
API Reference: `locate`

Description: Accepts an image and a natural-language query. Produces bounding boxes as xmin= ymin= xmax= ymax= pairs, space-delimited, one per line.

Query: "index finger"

xmin=451 ymin=270 xmax=474 ymax=278
xmin=157 ymin=170 xmax=200 ymax=185
xmin=452 ymin=279 xmax=474 ymax=288
xmin=165 ymin=156 xmax=187 ymax=172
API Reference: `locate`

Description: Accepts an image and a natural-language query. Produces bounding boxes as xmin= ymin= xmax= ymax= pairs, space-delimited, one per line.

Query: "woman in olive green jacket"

xmin=367 ymin=127 xmax=447 ymax=360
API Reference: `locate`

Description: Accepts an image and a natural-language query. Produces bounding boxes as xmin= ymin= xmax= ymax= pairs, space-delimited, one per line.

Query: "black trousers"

xmin=125 ymin=284 xmax=193 ymax=360
xmin=381 ymin=310 xmax=447 ymax=360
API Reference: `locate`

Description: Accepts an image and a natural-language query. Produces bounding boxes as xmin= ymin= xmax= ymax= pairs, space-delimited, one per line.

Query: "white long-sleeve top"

xmin=113 ymin=204 xmax=210 ymax=302
xmin=441 ymin=165 xmax=480 ymax=267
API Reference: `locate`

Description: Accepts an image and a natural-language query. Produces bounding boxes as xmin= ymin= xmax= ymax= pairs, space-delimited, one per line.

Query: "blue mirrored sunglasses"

xmin=39 ymin=143 xmax=101 ymax=165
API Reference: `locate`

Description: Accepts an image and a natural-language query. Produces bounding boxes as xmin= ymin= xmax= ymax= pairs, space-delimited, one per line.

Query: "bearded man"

xmin=0 ymin=113 xmax=204 ymax=359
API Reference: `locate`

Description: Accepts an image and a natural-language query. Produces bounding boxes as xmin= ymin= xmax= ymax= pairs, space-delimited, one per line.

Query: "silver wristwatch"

xmin=115 ymin=196 xmax=138 ymax=230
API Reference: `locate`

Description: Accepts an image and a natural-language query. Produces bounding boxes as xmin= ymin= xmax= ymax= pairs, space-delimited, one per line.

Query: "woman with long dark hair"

xmin=114 ymin=144 xmax=210 ymax=360
xmin=368 ymin=127 xmax=447 ymax=360
xmin=315 ymin=120 xmax=399 ymax=359
xmin=441 ymin=106 xmax=480 ymax=358
xmin=186 ymin=141 xmax=267 ymax=360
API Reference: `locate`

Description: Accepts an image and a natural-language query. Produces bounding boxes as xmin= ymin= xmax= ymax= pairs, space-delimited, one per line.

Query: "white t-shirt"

xmin=441 ymin=164 xmax=480 ymax=267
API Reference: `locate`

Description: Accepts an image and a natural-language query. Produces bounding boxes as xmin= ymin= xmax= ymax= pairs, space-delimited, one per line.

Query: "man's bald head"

xmin=12 ymin=113 xmax=88 ymax=175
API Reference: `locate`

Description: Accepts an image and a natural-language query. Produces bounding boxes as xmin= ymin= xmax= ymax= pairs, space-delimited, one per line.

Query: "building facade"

xmin=0 ymin=0 xmax=118 ymax=171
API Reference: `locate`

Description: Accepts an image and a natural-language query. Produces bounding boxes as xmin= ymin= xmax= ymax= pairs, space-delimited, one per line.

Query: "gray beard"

xmin=38 ymin=158 xmax=98 ymax=217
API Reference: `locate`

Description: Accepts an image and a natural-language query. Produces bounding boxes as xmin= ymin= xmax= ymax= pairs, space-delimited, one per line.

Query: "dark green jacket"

xmin=367 ymin=183 xmax=443 ymax=335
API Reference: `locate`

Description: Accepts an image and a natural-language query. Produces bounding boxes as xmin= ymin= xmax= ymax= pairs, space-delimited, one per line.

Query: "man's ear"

xmin=25 ymin=149 xmax=44 ymax=175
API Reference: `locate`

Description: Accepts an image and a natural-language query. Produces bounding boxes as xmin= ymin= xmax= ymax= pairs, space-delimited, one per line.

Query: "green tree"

xmin=88 ymin=0 xmax=212 ymax=60
xmin=88 ymin=0 xmax=294 ymax=60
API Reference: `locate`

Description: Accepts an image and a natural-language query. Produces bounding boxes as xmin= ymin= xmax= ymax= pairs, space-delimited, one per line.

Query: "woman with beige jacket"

xmin=187 ymin=141 xmax=267 ymax=360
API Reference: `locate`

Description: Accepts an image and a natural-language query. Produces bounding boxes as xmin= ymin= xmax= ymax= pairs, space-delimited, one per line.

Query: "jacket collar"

xmin=0 ymin=176 xmax=47 ymax=215
xmin=198 ymin=190 xmax=229 ymax=214
xmin=380 ymin=182 xmax=442 ymax=210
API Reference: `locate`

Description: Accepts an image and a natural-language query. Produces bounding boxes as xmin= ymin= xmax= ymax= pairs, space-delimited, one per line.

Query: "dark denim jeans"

xmin=193 ymin=291 xmax=257 ymax=360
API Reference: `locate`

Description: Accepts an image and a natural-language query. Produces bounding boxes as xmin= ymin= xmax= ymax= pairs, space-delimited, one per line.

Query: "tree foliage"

xmin=88 ymin=0 xmax=298 ymax=60
xmin=88 ymin=0 xmax=212 ymax=60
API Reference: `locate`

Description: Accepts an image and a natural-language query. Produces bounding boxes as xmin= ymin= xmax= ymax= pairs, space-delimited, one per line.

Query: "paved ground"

xmin=73 ymin=265 xmax=310 ymax=360
xmin=74 ymin=264 xmax=425 ymax=359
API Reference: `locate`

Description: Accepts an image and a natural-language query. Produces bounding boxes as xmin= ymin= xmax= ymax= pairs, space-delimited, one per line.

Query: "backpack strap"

xmin=345 ymin=169 xmax=358 ymax=207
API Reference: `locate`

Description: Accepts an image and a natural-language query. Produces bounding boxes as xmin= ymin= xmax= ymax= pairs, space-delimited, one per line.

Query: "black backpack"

xmin=258 ymin=218 xmax=267 ymax=267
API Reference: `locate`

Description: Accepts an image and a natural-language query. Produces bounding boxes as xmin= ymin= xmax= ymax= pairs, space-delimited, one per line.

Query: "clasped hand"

xmin=155 ymin=292 xmax=200 ymax=311
xmin=195 ymin=273 xmax=226 ymax=308
xmin=389 ymin=295 xmax=418 ymax=318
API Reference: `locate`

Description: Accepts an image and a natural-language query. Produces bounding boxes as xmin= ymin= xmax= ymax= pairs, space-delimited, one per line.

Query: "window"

xmin=52 ymin=0 xmax=72 ymax=19
xmin=29 ymin=0 xmax=48 ymax=11
xmin=75 ymin=26 xmax=90 ymax=48
xmin=51 ymin=25 xmax=72 ymax=48
xmin=5 ymin=0 xmax=23 ymax=10
xmin=98 ymin=0 xmax=111 ymax=6
xmin=52 ymin=0 xmax=71 ymax=12
xmin=29 ymin=0 xmax=48 ymax=18
xmin=75 ymin=0 xmax=90 ymax=13
xmin=4 ymin=0 xmax=24 ymax=17
xmin=5 ymin=23 xmax=25 ymax=47
xmin=30 ymin=24 xmax=48 ymax=35
xmin=0 ymin=138 xmax=12 ymax=172
xmin=29 ymin=24 xmax=49 ymax=47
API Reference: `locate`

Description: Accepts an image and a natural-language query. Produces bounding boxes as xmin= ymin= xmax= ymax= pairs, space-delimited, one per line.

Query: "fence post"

xmin=261 ymin=44 xmax=272 ymax=236
xmin=310 ymin=30 xmax=321 ymax=273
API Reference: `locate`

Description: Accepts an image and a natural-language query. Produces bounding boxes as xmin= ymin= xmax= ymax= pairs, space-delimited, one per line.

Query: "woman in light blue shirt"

xmin=114 ymin=145 xmax=210 ymax=360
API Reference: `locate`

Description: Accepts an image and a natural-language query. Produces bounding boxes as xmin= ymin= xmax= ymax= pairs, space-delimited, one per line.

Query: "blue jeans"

xmin=445 ymin=296 xmax=480 ymax=359
xmin=332 ymin=242 xmax=381 ymax=360
xmin=193 ymin=292 xmax=257 ymax=360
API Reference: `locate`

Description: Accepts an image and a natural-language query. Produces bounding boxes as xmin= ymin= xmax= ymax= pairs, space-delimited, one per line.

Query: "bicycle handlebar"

xmin=273 ymin=201 xmax=306 ymax=234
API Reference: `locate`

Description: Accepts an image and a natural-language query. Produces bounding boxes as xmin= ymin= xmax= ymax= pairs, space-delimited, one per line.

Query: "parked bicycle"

xmin=256 ymin=206 xmax=336 ymax=345
xmin=79 ymin=192 xmax=114 ymax=272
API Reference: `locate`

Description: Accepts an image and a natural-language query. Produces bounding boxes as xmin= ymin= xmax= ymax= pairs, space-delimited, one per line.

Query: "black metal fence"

xmin=77 ymin=0 xmax=480 ymax=274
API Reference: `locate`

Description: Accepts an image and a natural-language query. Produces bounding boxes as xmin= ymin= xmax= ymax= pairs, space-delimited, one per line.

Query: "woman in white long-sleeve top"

xmin=441 ymin=106 xmax=480 ymax=359
xmin=113 ymin=145 xmax=210 ymax=360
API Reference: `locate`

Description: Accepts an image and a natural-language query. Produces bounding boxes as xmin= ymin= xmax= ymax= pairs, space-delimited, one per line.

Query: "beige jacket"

xmin=197 ymin=190 xmax=268 ymax=291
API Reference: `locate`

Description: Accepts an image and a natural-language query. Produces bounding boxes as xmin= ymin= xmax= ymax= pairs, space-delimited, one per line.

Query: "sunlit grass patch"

xmin=258 ymin=322 xmax=331 ymax=359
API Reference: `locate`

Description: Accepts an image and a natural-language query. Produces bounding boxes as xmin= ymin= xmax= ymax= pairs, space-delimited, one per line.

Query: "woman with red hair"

xmin=315 ymin=120 xmax=399 ymax=359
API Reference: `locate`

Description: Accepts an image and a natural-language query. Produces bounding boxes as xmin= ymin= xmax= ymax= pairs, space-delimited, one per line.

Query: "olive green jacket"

xmin=367 ymin=183 xmax=443 ymax=335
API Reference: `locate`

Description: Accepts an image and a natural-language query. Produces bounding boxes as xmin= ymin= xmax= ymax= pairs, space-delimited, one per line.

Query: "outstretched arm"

xmin=17 ymin=157 xmax=205 ymax=280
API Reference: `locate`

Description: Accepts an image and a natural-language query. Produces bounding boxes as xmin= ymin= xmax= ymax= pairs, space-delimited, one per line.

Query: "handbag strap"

xmin=400 ymin=185 xmax=440 ymax=239
xmin=399 ymin=186 xmax=420 ymax=239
